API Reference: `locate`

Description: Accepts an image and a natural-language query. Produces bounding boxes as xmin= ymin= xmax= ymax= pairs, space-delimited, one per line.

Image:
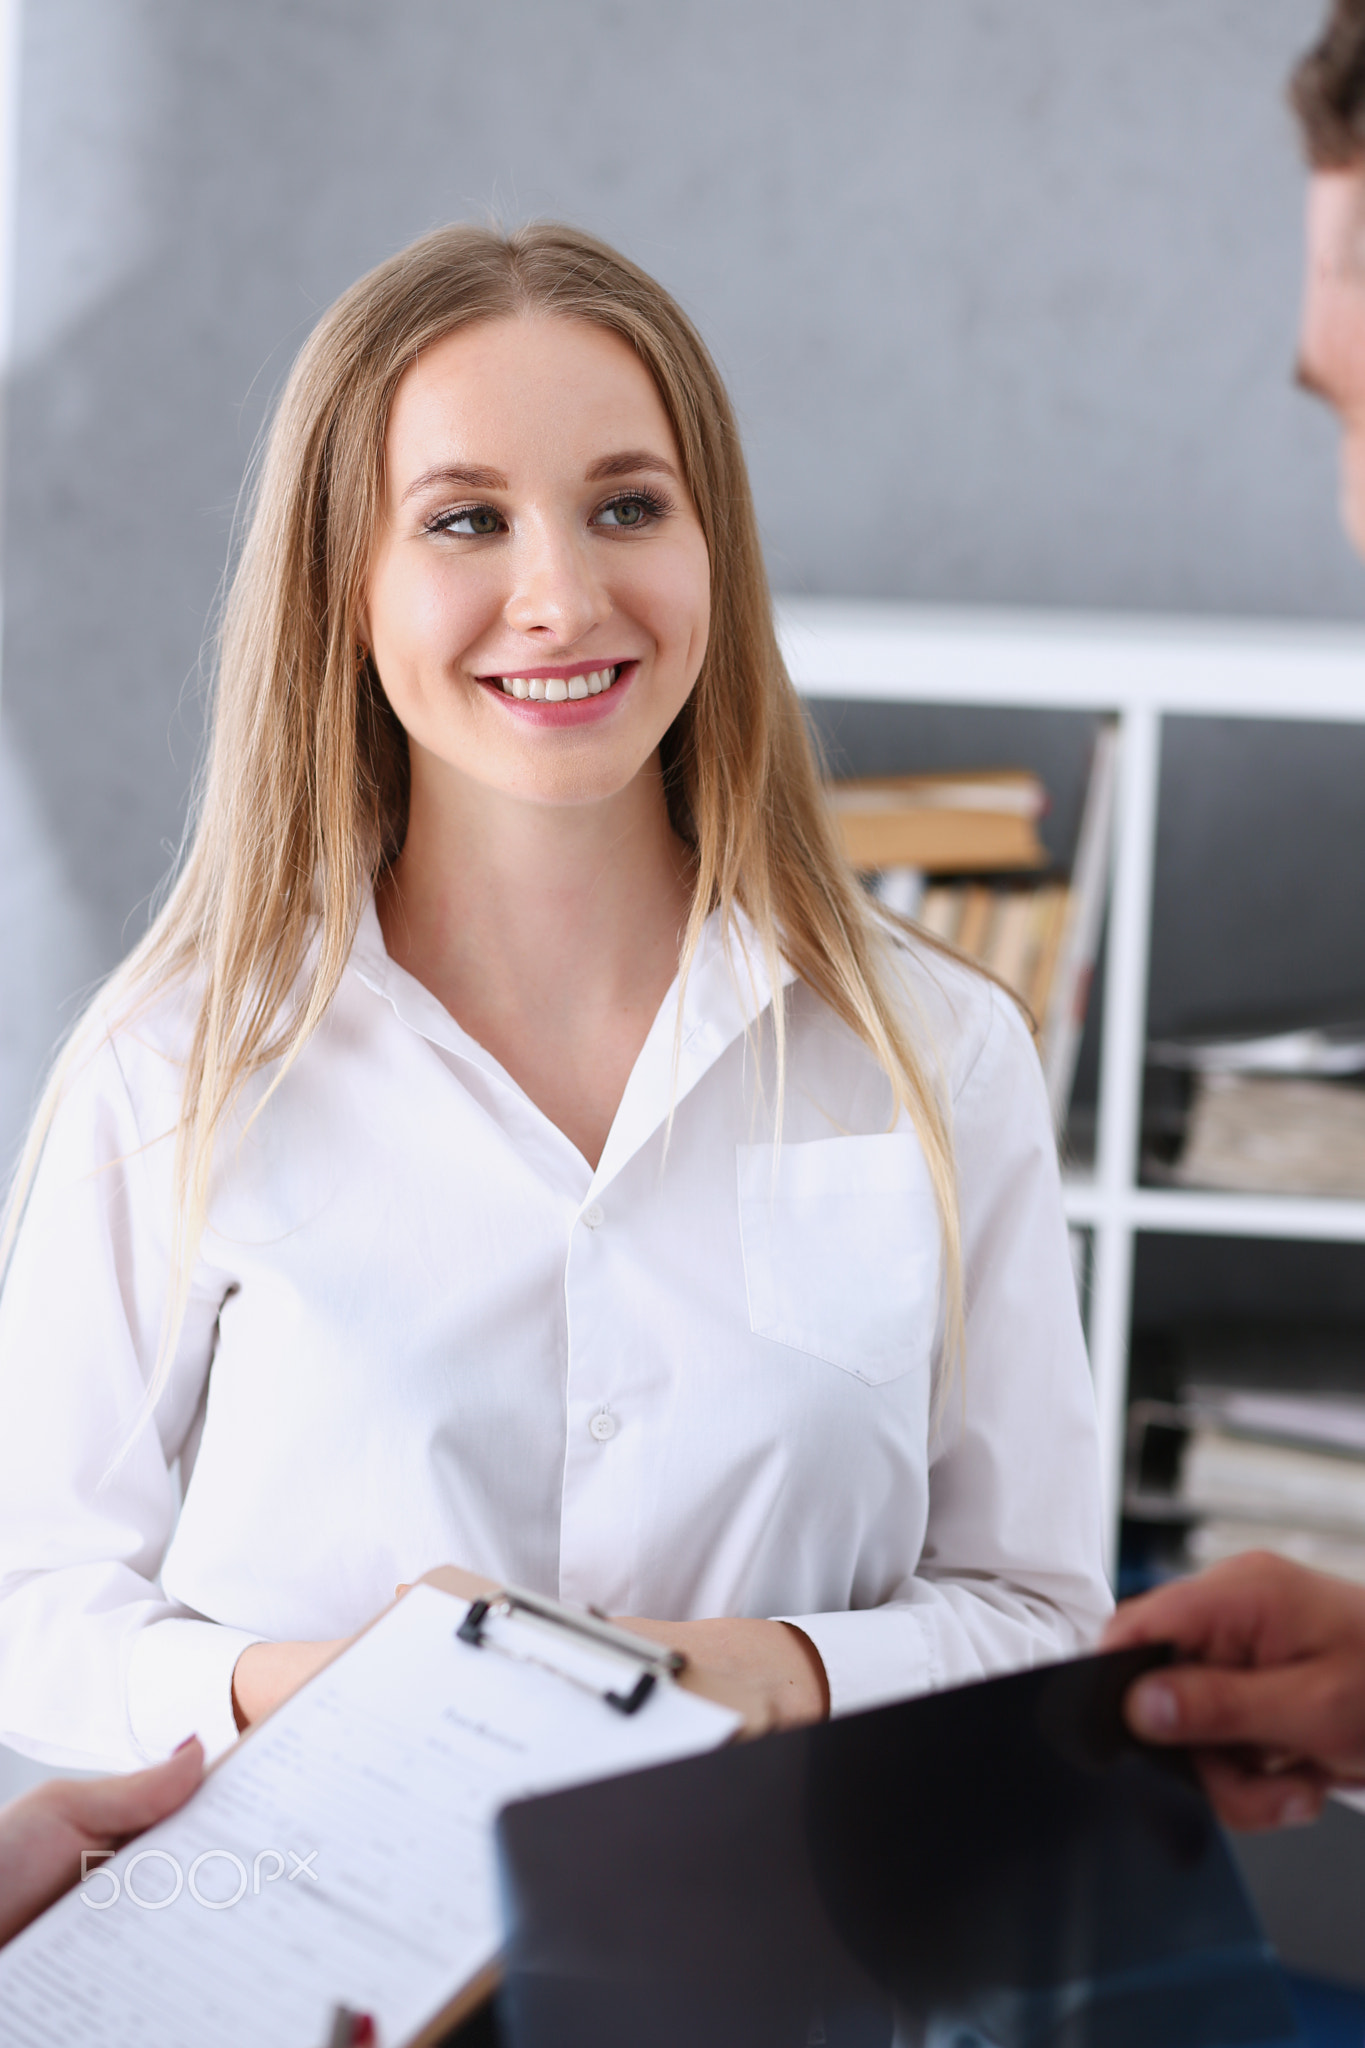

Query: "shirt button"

xmin=589 ymin=1411 xmax=617 ymax=1442
xmin=582 ymin=1202 xmax=604 ymax=1230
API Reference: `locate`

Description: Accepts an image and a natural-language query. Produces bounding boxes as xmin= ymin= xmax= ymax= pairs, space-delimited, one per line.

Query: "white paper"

xmin=0 ymin=1585 xmax=738 ymax=2047
xmin=1188 ymin=1386 xmax=1365 ymax=1457
xmin=1181 ymin=1427 xmax=1365 ymax=1531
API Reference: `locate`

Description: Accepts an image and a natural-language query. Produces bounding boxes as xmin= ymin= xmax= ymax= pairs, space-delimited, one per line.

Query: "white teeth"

xmin=500 ymin=665 xmax=618 ymax=702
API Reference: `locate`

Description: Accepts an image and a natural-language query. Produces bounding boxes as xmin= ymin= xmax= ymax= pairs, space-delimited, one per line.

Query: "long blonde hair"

xmin=3 ymin=221 xmax=961 ymax=1414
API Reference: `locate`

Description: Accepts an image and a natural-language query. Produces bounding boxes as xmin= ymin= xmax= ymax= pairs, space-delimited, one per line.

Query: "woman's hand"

xmin=396 ymin=1564 xmax=498 ymax=1605
xmin=0 ymin=1737 xmax=204 ymax=1946
xmin=230 ymin=1637 xmax=354 ymax=1731
xmin=1102 ymin=1550 xmax=1365 ymax=1831
xmin=232 ymin=1570 xmax=502 ymax=1733
xmin=615 ymin=1615 xmax=830 ymax=1736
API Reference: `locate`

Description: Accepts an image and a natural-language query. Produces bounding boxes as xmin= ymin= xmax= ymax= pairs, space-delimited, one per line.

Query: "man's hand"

xmin=0 ymin=1738 xmax=204 ymax=1946
xmin=1102 ymin=1550 xmax=1365 ymax=1830
xmin=614 ymin=1615 xmax=830 ymax=1736
xmin=230 ymin=1637 xmax=354 ymax=1730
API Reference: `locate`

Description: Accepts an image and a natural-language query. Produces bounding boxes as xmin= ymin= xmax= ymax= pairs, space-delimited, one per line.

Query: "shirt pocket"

xmin=736 ymin=1134 xmax=942 ymax=1386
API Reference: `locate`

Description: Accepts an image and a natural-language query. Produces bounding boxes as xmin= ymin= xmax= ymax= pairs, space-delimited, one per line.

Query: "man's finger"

xmin=1125 ymin=1657 xmax=1365 ymax=1775
xmin=1194 ymin=1751 xmax=1328 ymax=1834
xmin=1103 ymin=1551 xmax=1300 ymax=1660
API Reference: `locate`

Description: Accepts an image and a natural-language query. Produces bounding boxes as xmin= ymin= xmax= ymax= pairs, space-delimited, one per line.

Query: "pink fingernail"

xmin=1130 ymin=1680 xmax=1179 ymax=1736
xmin=173 ymin=1734 xmax=199 ymax=1754
xmin=1280 ymin=1795 xmax=1316 ymax=1828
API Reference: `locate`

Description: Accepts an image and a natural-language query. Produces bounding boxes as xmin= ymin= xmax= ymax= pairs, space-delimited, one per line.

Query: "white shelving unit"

xmin=780 ymin=594 xmax=1365 ymax=1570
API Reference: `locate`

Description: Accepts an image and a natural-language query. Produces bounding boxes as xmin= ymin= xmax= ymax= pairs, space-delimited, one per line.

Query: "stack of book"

xmin=1146 ymin=1017 xmax=1365 ymax=1199
xmin=825 ymin=724 xmax=1118 ymax=1123
xmin=826 ymin=767 xmax=1051 ymax=878
xmin=1124 ymin=1326 xmax=1365 ymax=1586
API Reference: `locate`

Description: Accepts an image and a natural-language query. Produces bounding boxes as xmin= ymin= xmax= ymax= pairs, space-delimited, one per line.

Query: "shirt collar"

xmin=591 ymin=903 xmax=796 ymax=1195
xmin=348 ymin=892 xmax=797 ymax=1193
xmin=349 ymin=894 xmax=514 ymax=1093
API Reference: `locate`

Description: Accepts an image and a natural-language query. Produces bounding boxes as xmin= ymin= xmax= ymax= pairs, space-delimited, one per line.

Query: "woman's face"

xmin=365 ymin=314 xmax=711 ymax=816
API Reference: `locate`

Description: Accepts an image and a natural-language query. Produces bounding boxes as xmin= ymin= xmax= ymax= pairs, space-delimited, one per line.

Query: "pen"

xmin=326 ymin=2007 xmax=375 ymax=2047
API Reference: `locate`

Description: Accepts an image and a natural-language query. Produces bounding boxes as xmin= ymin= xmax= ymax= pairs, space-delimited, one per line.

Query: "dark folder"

xmin=491 ymin=1646 xmax=1300 ymax=2048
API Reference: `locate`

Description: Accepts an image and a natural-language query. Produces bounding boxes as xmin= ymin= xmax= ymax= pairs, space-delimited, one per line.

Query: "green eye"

xmin=598 ymin=493 xmax=666 ymax=528
xmin=432 ymin=505 xmax=504 ymax=537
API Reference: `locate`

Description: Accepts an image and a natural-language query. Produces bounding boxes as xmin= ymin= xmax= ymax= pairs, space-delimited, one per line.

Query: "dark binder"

xmin=490 ymin=1645 xmax=1300 ymax=2048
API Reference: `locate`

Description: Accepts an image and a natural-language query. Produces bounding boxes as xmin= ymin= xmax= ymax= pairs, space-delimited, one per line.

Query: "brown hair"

xmin=3 ymin=221 xmax=963 ymax=1425
xmin=1292 ymin=0 xmax=1365 ymax=166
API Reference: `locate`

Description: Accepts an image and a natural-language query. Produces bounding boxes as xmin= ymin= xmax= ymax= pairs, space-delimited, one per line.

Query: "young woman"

xmin=0 ymin=224 xmax=1109 ymax=1771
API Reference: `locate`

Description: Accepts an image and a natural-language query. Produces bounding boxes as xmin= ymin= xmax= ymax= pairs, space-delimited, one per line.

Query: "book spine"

xmin=1042 ymin=721 xmax=1120 ymax=1125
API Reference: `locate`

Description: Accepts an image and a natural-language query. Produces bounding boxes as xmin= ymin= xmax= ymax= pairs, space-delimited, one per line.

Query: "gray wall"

xmin=0 ymin=0 xmax=1356 ymax=1169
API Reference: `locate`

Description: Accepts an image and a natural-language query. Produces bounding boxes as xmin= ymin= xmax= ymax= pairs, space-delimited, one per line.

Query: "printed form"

xmin=0 ymin=1583 xmax=738 ymax=2046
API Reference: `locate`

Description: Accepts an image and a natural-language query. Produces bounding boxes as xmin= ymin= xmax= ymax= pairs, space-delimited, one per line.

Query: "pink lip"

xmin=477 ymin=659 xmax=637 ymax=727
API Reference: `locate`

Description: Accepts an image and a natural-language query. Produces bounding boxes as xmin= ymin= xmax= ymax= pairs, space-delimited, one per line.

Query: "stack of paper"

xmin=1170 ymin=1074 xmax=1365 ymax=1199
xmin=1177 ymin=1387 xmax=1365 ymax=1583
xmin=1148 ymin=1014 xmax=1365 ymax=1198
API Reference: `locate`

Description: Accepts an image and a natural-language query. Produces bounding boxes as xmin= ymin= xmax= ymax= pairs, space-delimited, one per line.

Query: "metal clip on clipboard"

xmin=457 ymin=1584 xmax=686 ymax=1716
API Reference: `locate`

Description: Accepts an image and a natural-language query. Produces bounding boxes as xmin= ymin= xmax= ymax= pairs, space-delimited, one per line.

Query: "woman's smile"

xmin=476 ymin=656 xmax=636 ymax=724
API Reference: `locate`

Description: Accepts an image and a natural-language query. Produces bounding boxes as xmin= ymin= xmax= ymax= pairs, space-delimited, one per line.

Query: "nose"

xmin=502 ymin=513 xmax=612 ymax=645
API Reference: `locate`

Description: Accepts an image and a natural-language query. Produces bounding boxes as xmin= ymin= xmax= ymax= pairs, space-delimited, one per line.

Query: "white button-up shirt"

xmin=0 ymin=904 xmax=1110 ymax=1771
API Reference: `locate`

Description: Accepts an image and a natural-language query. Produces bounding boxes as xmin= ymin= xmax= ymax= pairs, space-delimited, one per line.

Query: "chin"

xmin=505 ymin=761 xmax=644 ymax=810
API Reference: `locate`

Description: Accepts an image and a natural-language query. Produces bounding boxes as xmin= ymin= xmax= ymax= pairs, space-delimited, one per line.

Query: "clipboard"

xmin=417 ymin=1564 xmax=770 ymax=1736
xmin=454 ymin=1582 xmax=686 ymax=1716
xmin=0 ymin=1571 xmax=742 ymax=2048
xmin=494 ymin=1644 xmax=1302 ymax=2048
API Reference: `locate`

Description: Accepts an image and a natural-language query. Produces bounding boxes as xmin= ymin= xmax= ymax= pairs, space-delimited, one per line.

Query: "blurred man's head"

xmin=1293 ymin=0 xmax=1365 ymax=552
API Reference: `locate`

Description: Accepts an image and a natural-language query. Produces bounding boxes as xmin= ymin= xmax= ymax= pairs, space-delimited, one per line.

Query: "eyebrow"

xmin=399 ymin=449 xmax=680 ymax=505
xmin=584 ymin=450 xmax=680 ymax=484
xmin=401 ymin=463 xmax=509 ymax=504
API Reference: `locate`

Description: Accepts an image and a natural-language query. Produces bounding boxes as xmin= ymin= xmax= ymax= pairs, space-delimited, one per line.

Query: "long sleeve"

xmin=782 ymin=985 xmax=1113 ymax=1715
xmin=0 ymin=1027 xmax=258 ymax=1770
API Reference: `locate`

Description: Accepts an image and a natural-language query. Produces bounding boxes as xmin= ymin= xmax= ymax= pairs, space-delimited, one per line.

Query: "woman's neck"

xmin=376 ymin=754 xmax=694 ymax=1170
